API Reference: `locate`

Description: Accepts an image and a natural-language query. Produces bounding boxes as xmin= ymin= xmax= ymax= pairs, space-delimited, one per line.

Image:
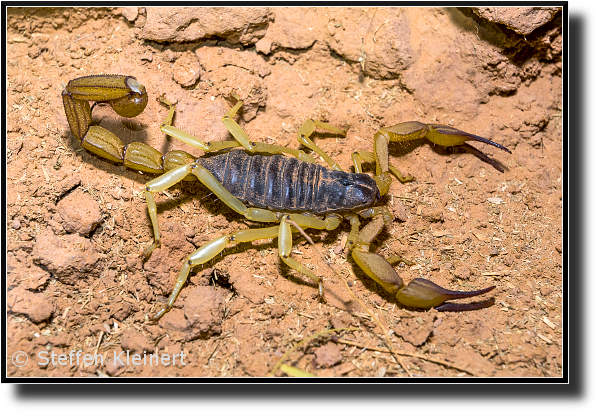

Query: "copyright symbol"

xmin=12 ymin=351 xmax=28 ymax=367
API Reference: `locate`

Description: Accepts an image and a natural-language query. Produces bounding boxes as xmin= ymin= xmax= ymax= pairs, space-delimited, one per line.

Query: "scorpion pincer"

xmin=62 ymin=74 xmax=510 ymax=320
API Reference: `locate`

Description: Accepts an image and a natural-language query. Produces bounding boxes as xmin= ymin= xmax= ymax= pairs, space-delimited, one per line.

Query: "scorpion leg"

xmin=279 ymin=214 xmax=342 ymax=298
xmin=351 ymin=213 xmax=495 ymax=311
xmin=158 ymin=97 xmax=243 ymax=153
xmin=153 ymin=213 xmax=341 ymax=320
xmin=152 ymin=226 xmax=281 ymax=320
xmin=219 ymin=94 xmax=318 ymax=163
xmin=296 ymin=119 xmax=347 ymax=171
xmin=143 ymin=164 xmax=196 ymax=258
xmin=143 ymin=160 xmax=285 ymax=258
xmin=372 ymin=122 xmax=512 ymax=195
xmin=279 ymin=216 xmax=323 ymax=296
xmin=157 ymin=96 xmax=317 ymax=162
xmin=150 ymin=211 xmax=341 ymax=320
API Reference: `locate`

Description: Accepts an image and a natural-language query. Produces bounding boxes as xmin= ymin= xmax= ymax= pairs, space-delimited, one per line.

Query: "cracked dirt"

xmin=6 ymin=7 xmax=562 ymax=377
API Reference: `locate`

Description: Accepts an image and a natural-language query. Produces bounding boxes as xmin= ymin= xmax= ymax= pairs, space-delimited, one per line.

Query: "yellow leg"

xmin=296 ymin=119 xmax=347 ymax=171
xmin=142 ymin=160 xmax=283 ymax=257
xmin=152 ymin=226 xmax=281 ymax=320
xmin=351 ymin=150 xmax=414 ymax=189
xmin=278 ymin=214 xmax=341 ymax=298
xmin=221 ymin=94 xmax=316 ymax=162
xmin=158 ymin=96 xmax=241 ymax=153
xmin=278 ymin=216 xmax=322 ymax=296
xmin=143 ymin=164 xmax=196 ymax=258
xmin=151 ymin=211 xmax=342 ymax=320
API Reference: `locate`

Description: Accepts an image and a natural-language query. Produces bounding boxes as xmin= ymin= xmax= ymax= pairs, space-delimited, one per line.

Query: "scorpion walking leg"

xmin=296 ymin=119 xmax=347 ymax=171
xmin=219 ymin=94 xmax=319 ymax=163
xmin=153 ymin=213 xmax=341 ymax=320
xmin=158 ymin=97 xmax=243 ymax=154
xmin=351 ymin=212 xmax=495 ymax=311
xmin=143 ymin=164 xmax=196 ymax=258
xmin=279 ymin=214 xmax=342 ymax=297
xmin=152 ymin=226 xmax=281 ymax=321
xmin=144 ymin=160 xmax=284 ymax=258
xmin=157 ymin=96 xmax=318 ymax=163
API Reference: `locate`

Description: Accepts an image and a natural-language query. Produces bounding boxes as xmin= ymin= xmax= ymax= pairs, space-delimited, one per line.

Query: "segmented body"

xmin=196 ymin=149 xmax=380 ymax=214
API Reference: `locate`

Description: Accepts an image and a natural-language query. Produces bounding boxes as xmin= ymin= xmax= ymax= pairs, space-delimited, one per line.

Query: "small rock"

xmin=471 ymin=7 xmax=560 ymax=35
xmin=159 ymin=286 xmax=226 ymax=341
xmin=162 ymin=49 xmax=177 ymax=62
xmin=269 ymin=304 xmax=286 ymax=319
xmin=32 ymin=228 xmax=103 ymax=285
xmin=172 ymin=53 xmax=201 ymax=87
xmin=105 ymin=348 xmax=126 ymax=376
xmin=121 ymin=7 xmax=139 ymax=22
xmin=394 ymin=315 xmax=435 ymax=347
xmin=55 ymin=176 xmax=81 ymax=198
xmin=56 ymin=188 xmax=103 ymax=236
xmin=454 ymin=264 xmax=471 ymax=281
xmin=422 ymin=209 xmax=444 ymax=223
xmin=21 ymin=266 xmax=50 ymax=290
xmin=392 ymin=201 xmax=408 ymax=222
xmin=140 ymin=51 xmax=153 ymax=62
xmin=121 ymin=329 xmax=154 ymax=354
xmin=112 ymin=302 xmax=136 ymax=321
xmin=8 ymin=286 xmax=54 ymax=323
xmin=314 ymin=343 xmax=342 ymax=368
xmin=11 ymin=219 xmax=21 ymax=230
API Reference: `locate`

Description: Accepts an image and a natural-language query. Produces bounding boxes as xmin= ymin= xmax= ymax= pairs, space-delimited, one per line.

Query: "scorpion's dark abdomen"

xmin=196 ymin=150 xmax=379 ymax=214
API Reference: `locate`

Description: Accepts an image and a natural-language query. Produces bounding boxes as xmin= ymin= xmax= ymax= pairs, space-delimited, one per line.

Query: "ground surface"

xmin=6 ymin=7 xmax=563 ymax=378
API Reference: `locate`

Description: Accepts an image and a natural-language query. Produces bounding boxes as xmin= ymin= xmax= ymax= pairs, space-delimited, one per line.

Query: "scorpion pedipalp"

xmin=350 ymin=214 xmax=495 ymax=312
xmin=370 ymin=121 xmax=512 ymax=195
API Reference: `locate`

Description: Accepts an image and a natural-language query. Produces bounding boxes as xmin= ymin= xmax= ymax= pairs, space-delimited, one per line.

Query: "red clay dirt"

xmin=6 ymin=7 xmax=562 ymax=377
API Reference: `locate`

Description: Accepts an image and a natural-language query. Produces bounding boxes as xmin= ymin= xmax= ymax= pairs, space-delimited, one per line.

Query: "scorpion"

xmin=62 ymin=74 xmax=511 ymax=321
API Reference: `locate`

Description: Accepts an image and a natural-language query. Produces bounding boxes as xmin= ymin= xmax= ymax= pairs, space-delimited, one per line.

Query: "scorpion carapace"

xmin=197 ymin=149 xmax=381 ymax=215
xmin=62 ymin=74 xmax=509 ymax=321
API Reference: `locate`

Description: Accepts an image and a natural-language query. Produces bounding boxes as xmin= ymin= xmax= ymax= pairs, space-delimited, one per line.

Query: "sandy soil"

xmin=6 ymin=7 xmax=563 ymax=378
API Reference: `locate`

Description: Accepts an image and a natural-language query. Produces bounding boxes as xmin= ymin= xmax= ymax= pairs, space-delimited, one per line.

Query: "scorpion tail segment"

xmin=63 ymin=75 xmax=148 ymax=140
xmin=62 ymin=90 xmax=92 ymax=140
xmin=108 ymin=77 xmax=148 ymax=118
xmin=65 ymin=75 xmax=147 ymax=104
xmin=64 ymin=75 xmax=148 ymax=118
xmin=396 ymin=278 xmax=496 ymax=311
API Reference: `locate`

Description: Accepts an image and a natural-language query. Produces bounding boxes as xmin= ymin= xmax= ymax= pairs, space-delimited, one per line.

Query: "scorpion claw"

xmin=435 ymin=297 xmax=496 ymax=312
xmin=396 ymin=278 xmax=495 ymax=311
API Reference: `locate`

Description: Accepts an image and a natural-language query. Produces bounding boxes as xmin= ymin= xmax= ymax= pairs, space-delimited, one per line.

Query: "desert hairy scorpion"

xmin=62 ymin=74 xmax=511 ymax=321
